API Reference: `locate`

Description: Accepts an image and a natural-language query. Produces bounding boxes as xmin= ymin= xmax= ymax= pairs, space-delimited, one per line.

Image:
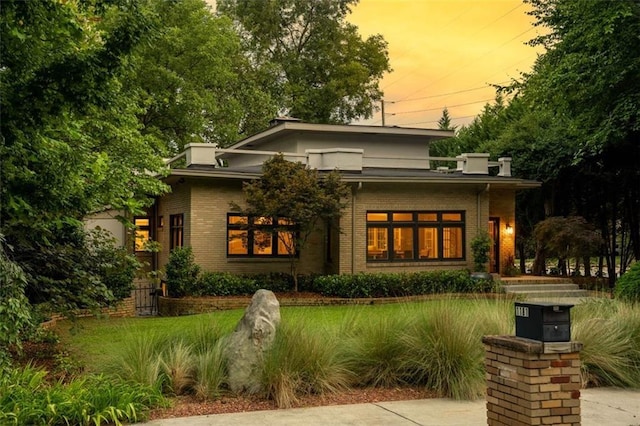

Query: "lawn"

xmin=56 ymin=299 xmax=506 ymax=374
xmin=52 ymin=297 xmax=640 ymax=407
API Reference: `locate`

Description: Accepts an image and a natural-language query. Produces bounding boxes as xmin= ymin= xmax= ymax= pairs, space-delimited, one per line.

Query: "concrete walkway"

xmin=141 ymin=387 xmax=640 ymax=425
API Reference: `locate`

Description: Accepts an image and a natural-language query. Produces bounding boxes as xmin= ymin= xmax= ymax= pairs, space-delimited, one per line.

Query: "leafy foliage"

xmin=233 ymin=154 xmax=350 ymax=290
xmin=218 ymin=0 xmax=391 ymax=123
xmin=615 ymin=262 xmax=640 ymax=303
xmin=470 ymin=232 xmax=492 ymax=272
xmin=127 ymin=0 xmax=276 ymax=151
xmin=165 ymin=247 xmax=201 ymax=298
xmin=531 ymin=216 xmax=601 ymax=276
xmin=0 ymin=241 xmax=32 ymax=368
xmin=0 ymin=366 xmax=166 ymax=425
xmin=1 ymin=0 xmax=168 ymax=314
xmin=313 ymin=270 xmax=494 ymax=298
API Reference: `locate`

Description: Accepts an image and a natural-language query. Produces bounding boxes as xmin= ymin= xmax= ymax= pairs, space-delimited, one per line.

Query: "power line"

xmin=389 ymin=82 xmax=508 ymax=103
xmin=402 ymin=114 xmax=478 ymax=126
xmin=387 ymin=98 xmax=495 ymax=115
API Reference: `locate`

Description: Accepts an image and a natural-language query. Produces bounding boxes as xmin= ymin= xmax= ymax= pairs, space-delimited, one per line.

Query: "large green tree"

xmin=473 ymin=0 xmax=640 ymax=283
xmin=1 ymin=0 xmax=167 ymax=312
xmin=127 ymin=0 xmax=277 ymax=152
xmin=218 ymin=0 xmax=391 ymax=123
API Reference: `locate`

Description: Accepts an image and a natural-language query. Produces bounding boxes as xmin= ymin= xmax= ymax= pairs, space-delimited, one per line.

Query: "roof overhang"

xmin=226 ymin=122 xmax=454 ymax=151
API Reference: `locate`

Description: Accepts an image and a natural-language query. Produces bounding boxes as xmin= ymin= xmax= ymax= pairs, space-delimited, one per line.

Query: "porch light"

xmin=505 ymin=223 xmax=514 ymax=235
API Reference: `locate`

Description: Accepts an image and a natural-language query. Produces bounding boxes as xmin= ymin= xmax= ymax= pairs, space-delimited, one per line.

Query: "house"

xmin=135 ymin=119 xmax=539 ymax=277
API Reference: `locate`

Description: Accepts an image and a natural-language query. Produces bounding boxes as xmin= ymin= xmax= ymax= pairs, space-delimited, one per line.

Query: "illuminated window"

xmin=134 ymin=217 xmax=151 ymax=252
xmin=227 ymin=214 xmax=297 ymax=257
xmin=366 ymin=211 xmax=465 ymax=262
xmin=169 ymin=214 xmax=184 ymax=250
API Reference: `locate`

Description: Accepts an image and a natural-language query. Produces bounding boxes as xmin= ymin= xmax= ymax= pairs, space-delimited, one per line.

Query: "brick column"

xmin=483 ymin=335 xmax=583 ymax=426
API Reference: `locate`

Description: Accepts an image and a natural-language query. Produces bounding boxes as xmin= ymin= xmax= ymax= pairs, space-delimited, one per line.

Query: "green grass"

xmin=53 ymin=297 xmax=640 ymax=407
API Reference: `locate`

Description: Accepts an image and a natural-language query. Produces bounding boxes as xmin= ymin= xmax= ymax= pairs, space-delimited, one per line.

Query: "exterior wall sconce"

xmin=505 ymin=223 xmax=514 ymax=235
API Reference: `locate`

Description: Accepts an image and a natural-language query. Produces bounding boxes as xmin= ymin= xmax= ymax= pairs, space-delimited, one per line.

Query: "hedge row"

xmin=164 ymin=249 xmax=494 ymax=298
xmin=313 ymin=270 xmax=494 ymax=298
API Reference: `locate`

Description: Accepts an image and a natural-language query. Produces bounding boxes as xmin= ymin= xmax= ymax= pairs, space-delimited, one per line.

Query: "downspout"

xmin=477 ymin=184 xmax=490 ymax=231
xmin=351 ymin=182 xmax=362 ymax=274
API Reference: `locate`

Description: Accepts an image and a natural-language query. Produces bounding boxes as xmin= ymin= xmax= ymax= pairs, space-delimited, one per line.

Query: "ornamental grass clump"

xmin=261 ymin=320 xmax=353 ymax=408
xmin=572 ymin=299 xmax=640 ymax=387
xmin=339 ymin=312 xmax=412 ymax=387
xmin=161 ymin=341 xmax=196 ymax=395
xmin=401 ymin=301 xmax=487 ymax=400
xmin=193 ymin=340 xmax=227 ymax=400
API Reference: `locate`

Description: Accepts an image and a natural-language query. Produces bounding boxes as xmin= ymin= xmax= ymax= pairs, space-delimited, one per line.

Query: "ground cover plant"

xmin=49 ymin=298 xmax=640 ymax=414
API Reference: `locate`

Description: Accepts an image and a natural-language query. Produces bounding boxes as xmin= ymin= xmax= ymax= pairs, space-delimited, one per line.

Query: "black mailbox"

xmin=515 ymin=302 xmax=573 ymax=342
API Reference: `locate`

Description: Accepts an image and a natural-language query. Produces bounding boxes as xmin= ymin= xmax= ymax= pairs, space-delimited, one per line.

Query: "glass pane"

xmin=442 ymin=213 xmax=462 ymax=222
xmin=418 ymin=213 xmax=437 ymax=222
xmin=254 ymin=216 xmax=273 ymax=226
xmin=392 ymin=213 xmax=413 ymax=221
xmin=393 ymin=227 xmax=413 ymax=259
xmin=135 ymin=230 xmax=149 ymax=251
xmin=443 ymin=227 xmax=463 ymax=258
xmin=278 ymin=217 xmax=294 ymax=225
xmin=277 ymin=231 xmax=294 ymax=255
xmin=367 ymin=227 xmax=388 ymax=260
xmin=135 ymin=218 xmax=150 ymax=227
xmin=418 ymin=227 xmax=438 ymax=259
xmin=228 ymin=230 xmax=248 ymax=254
xmin=253 ymin=230 xmax=272 ymax=255
xmin=228 ymin=215 xmax=247 ymax=225
xmin=367 ymin=212 xmax=388 ymax=222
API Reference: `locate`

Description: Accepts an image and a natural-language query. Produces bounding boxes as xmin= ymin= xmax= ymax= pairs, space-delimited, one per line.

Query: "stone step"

xmin=502 ymin=284 xmax=581 ymax=293
xmin=509 ymin=289 xmax=590 ymax=298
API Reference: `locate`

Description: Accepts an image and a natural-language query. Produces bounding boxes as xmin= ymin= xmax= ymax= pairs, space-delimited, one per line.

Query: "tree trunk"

xmin=532 ymin=247 xmax=546 ymax=276
xmin=583 ymin=256 xmax=591 ymax=277
xmin=518 ymin=242 xmax=527 ymax=274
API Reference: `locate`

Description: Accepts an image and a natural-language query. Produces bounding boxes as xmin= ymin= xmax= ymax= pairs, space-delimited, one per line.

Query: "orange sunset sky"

xmin=207 ymin=0 xmax=545 ymax=130
xmin=348 ymin=0 xmax=545 ymax=128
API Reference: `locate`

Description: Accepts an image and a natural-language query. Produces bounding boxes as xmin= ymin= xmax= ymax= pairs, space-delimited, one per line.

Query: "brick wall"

xmin=483 ymin=335 xmax=582 ymax=426
xmin=155 ymin=178 xmax=516 ymax=278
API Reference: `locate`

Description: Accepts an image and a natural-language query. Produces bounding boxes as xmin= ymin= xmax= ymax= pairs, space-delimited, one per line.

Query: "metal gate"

xmin=134 ymin=280 xmax=160 ymax=316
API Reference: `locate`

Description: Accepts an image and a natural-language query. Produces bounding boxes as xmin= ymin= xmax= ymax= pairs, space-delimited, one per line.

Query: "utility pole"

xmin=381 ymin=100 xmax=395 ymax=126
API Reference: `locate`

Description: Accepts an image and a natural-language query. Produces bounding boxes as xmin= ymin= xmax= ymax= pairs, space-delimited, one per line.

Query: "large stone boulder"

xmin=224 ymin=289 xmax=281 ymax=394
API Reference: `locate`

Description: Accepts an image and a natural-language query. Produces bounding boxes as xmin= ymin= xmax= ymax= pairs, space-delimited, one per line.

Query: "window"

xmin=170 ymin=214 xmax=184 ymax=250
xmin=227 ymin=214 xmax=297 ymax=257
xmin=366 ymin=211 xmax=465 ymax=262
xmin=134 ymin=217 xmax=151 ymax=252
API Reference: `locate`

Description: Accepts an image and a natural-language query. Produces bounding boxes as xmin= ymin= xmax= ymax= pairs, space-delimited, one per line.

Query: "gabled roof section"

xmin=227 ymin=121 xmax=454 ymax=151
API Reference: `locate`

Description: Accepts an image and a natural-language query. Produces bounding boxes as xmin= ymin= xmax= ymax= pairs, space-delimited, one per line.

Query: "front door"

xmin=488 ymin=218 xmax=500 ymax=273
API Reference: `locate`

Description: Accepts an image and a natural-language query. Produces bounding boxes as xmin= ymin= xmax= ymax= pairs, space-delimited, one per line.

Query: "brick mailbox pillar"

xmin=483 ymin=336 xmax=583 ymax=426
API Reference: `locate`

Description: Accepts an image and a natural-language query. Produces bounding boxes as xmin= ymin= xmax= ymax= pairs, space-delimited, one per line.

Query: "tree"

xmin=232 ymin=155 xmax=350 ymax=291
xmin=126 ymin=0 xmax=277 ymax=152
xmin=531 ymin=217 xmax=601 ymax=276
xmin=218 ymin=0 xmax=391 ymax=124
xmin=1 ymin=0 xmax=168 ymax=313
xmin=437 ymin=107 xmax=457 ymax=132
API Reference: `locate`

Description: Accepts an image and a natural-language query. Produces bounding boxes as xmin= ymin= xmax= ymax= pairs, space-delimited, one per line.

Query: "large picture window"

xmin=366 ymin=211 xmax=465 ymax=262
xmin=227 ymin=214 xmax=297 ymax=257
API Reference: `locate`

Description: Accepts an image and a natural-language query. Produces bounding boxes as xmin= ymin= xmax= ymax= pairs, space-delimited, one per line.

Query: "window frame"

xmin=227 ymin=213 xmax=298 ymax=258
xmin=366 ymin=211 xmax=465 ymax=262
xmin=169 ymin=213 xmax=184 ymax=250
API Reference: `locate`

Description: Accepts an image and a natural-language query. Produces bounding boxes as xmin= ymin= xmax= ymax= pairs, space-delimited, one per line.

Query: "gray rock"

xmin=224 ymin=289 xmax=281 ymax=394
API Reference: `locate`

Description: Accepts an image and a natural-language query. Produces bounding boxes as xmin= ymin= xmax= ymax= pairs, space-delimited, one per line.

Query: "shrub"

xmin=165 ymin=247 xmax=200 ymax=297
xmin=312 ymin=270 xmax=492 ymax=298
xmin=614 ymin=261 xmax=640 ymax=303
xmin=470 ymin=232 xmax=491 ymax=272
xmin=0 ymin=365 xmax=166 ymax=425
xmin=88 ymin=228 xmax=140 ymax=300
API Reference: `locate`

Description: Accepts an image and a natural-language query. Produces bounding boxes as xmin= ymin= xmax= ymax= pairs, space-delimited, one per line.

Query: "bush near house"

xmin=165 ymin=247 xmax=493 ymax=298
xmin=615 ymin=262 xmax=640 ymax=303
